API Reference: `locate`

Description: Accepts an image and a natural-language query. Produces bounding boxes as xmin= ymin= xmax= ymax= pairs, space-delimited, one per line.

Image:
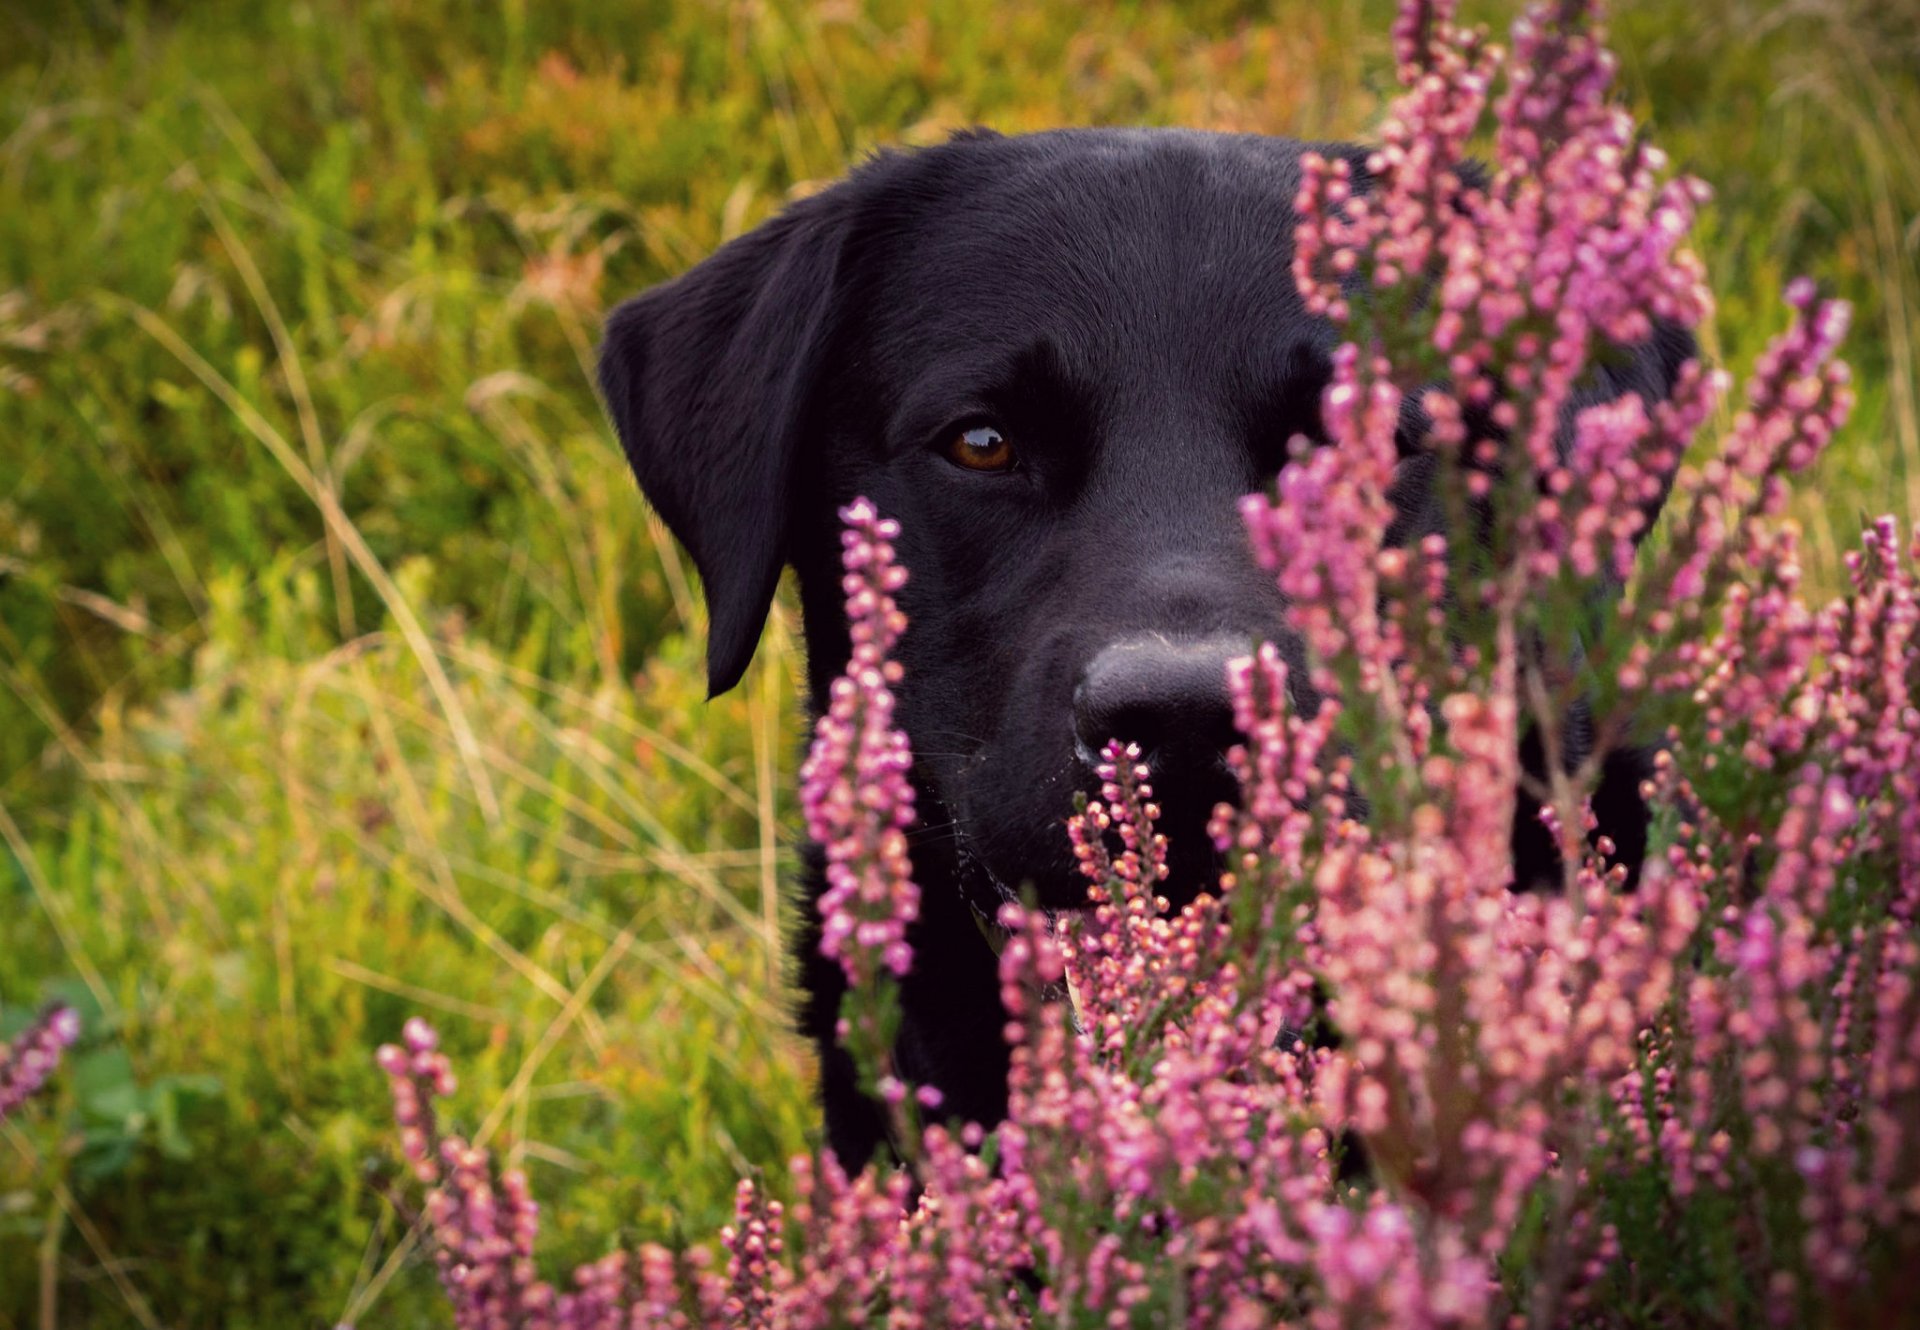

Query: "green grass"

xmin=0 ymin=0 xmax=1914 ymax=1323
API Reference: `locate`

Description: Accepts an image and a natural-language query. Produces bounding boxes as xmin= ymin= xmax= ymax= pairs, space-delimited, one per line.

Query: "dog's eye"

xmin=945 ymin=424 xmax=1016 ymax=473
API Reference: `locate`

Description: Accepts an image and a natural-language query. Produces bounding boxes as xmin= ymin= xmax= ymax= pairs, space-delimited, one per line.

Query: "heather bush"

xmin=369 ymin=2 xmax=1917 ymax=1326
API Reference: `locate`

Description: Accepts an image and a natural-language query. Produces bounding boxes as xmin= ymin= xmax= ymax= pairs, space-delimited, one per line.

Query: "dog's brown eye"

xmin=946 ymin=424 xmax=1015 ymax=473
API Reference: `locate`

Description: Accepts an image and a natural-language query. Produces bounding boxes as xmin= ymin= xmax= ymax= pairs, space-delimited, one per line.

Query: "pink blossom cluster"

xmin=1621 ymin=278 xmax=1854 ymax=647
xmin=376 ymin=506 xmax=1918 ymax=1325
xmin=375 ymin=1018 xmax=553 ymax=1328
xmin=795 ymin=498 xmax=921 ymax=1097
xmin=378 ymin=1 xmax=1920 ymax=1325
xmin=798 ymin=497 xmax=918 ymax=989
xmin=371 ymin=1016 xmax=733 ymax=1330
xmin=0 ymin=1003 xmax=79 ymax=1123
xmin=1287 ymin=0 xmax=1718 ymax=666
xmin=791 ymin=498 xmax=917 ymax=982
xmin=1603 ymin=512 xmax=1920 ymax=1321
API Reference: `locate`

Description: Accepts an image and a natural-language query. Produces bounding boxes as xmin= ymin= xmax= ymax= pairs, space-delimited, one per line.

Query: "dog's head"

xmin=598 ymin=128 xmax=1687 ymax=911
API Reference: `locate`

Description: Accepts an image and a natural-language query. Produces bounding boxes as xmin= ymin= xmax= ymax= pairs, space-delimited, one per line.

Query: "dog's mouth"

xmin=947 ymin=798 xmax=1039 ymax=916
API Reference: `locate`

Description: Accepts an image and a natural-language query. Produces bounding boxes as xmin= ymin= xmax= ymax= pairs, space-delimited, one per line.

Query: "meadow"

xmin=1 ymin=0 xmax=1916 ymax=1324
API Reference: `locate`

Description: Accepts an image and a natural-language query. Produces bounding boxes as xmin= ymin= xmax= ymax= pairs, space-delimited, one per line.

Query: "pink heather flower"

xmin=376 ymin=1018 xmax=737 ymax=1330
xmin=1060 ymin=740 xmax=1188 ymax=1058
xmin=719 ymin=1179 xmax=784 ymax=1328
xmin=798 ymin=498 xmax=920 ymax=990
xmin=1295 ymin=0 xmax=1716 ymax=654
xmin=1636 ymin=517 xmax=1920 ymax=1316
xmin=0 ymin=1004 xmax=80 ymax=1122
xmin=1629 ymin=285 xmax=1853 ymax=656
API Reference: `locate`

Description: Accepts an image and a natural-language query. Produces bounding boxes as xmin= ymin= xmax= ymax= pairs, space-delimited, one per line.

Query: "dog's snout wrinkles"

xmin=1074 ymin=634 xmax=1245 ymax=775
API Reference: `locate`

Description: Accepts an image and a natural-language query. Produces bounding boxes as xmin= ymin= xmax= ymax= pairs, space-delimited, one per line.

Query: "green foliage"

xmin=3 ymin=554 xmax=815 ymax=1324
xmin=0 ymin=0 xmax=1913 ymax=1323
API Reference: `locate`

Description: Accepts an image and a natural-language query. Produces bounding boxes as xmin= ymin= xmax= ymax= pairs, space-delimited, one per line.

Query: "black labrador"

xmin=597 ymin=128 xmax=1690 ymax=1170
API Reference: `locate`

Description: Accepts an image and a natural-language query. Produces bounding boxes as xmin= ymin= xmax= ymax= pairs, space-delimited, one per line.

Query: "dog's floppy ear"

xmin=598 ymin=186 xmax=854 ymax=696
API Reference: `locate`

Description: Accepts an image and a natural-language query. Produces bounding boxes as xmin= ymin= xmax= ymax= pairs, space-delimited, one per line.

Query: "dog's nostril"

xmin=1073 ymin=635 xmax=1246 ymax=774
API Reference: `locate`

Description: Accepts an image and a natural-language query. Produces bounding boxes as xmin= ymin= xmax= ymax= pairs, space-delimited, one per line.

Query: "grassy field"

xmin=1 ymin=0 xmax=1915 ymax=1324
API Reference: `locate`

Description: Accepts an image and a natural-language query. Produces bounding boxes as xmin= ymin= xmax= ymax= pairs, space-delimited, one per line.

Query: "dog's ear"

xmin=598 ymin=186 xmax=854 ymax=696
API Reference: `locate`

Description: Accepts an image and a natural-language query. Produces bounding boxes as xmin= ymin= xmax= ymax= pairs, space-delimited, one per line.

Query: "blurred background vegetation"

xmin=0 ymin=0 xmax=1914 ymax=1323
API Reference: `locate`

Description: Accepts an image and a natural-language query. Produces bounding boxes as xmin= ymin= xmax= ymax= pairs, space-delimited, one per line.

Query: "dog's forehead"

xmin=847 ymin=129 xmax=1323 ymax=374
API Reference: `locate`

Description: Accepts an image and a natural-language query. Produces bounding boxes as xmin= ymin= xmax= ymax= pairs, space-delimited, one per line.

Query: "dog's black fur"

xmin=598 ymin=128 xmax=1692 ymax=1171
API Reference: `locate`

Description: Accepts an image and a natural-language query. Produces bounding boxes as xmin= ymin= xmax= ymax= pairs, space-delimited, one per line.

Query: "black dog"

xmin=598 ymin=128 xmax=1690 ymax=1170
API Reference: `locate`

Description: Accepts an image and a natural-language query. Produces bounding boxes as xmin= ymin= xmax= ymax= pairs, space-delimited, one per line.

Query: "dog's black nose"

xmin=1073 ymin=634 xmax=1245 ymax=777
